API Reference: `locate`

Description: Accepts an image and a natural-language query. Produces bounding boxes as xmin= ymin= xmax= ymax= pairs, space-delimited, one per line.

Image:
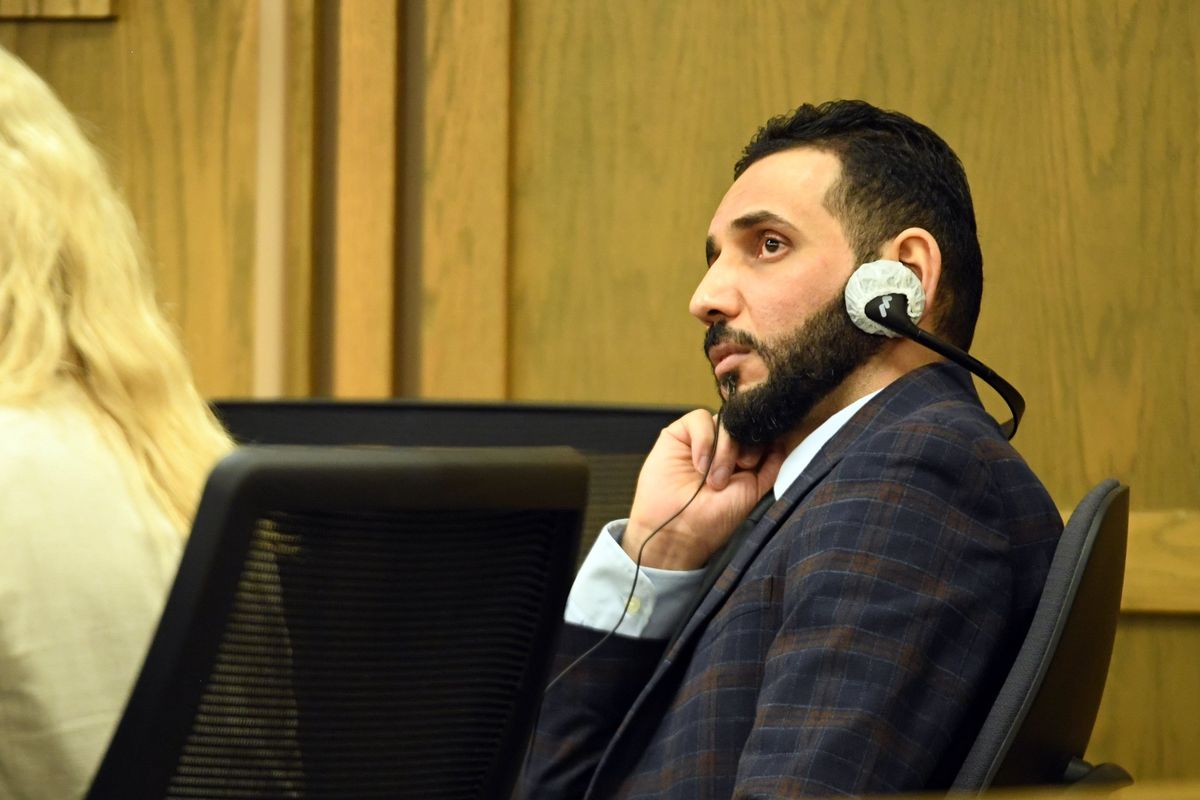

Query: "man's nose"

xmin=689 ymin=262 xmax=742 ymax=324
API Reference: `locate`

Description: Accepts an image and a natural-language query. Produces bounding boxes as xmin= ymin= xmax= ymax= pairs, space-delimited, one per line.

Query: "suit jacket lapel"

xmin=660 ymin=436 xmax=841 ymax=662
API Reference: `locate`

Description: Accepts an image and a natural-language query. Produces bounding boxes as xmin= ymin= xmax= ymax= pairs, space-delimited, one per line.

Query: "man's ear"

xmin=881 ymin=227 xmax=942 ymax=330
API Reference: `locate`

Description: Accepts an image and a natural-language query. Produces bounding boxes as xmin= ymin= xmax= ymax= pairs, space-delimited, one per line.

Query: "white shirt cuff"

xmin=564 ymin=520 xmax=706 ymax=639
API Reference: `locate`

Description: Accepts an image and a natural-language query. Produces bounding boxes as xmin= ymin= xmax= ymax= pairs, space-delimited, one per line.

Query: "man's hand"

xmin=622 ymin=409 xmax=785 ymax=570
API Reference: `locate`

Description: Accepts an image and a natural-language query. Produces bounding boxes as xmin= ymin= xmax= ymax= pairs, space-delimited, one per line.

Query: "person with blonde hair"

xmin=0 ymin=46 xmax=233 ymax=797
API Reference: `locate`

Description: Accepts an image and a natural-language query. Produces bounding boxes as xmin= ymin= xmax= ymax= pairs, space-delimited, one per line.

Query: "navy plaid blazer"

xmin=523 ymin=362 xmax=1062 ymax=799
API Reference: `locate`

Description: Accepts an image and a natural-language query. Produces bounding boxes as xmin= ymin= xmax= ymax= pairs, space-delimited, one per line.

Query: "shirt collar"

xmin=773 ymin=389 xmax=881 ymax=499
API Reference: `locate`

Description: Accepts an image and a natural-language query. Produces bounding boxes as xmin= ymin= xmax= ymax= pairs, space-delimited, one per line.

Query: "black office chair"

xmin=88 ymin=445 xmax=587 ymax=799
xmin=952 ymin=479 xmax=1133 ymax=792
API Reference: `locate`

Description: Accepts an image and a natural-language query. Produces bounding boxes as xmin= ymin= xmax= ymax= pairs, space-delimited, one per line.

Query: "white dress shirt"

xmin=564 ymin=391 xmax=880 ymax=638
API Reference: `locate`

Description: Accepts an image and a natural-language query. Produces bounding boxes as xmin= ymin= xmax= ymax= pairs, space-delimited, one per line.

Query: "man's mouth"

xmin=707 ymin=342 xmax=753 ymax=377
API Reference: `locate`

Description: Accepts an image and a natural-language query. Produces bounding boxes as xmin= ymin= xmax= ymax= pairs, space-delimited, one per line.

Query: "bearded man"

xmin=522 ymin=100 xmax=1062 ymax=799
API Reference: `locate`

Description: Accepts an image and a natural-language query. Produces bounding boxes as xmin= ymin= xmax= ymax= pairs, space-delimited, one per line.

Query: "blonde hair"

xmin=0 ymin=46 xmax=233 ymax=533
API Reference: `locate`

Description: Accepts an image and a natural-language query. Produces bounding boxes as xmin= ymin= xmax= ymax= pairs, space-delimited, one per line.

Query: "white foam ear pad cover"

xmin=844 ymin=259 xmax=926 ymax=337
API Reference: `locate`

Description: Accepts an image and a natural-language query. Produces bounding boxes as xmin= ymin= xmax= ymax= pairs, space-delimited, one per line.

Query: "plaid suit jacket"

xmin=523 ymin=362 xmax=1062 ymax=799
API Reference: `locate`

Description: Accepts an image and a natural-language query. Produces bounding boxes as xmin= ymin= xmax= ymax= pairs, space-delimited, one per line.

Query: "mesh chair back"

xmin=952 ymin=479 xmax=1129 ymax=790
xmin=88 ymin=445 xmax=586 ymax=800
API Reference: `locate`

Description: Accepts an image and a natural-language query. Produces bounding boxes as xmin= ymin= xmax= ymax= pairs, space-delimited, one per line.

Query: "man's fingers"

xmin=707 ymin=420 xmax=745 ymax=490
xmin=664 ymin=410 xmax=768 ymax=491
xmin=667 ymin=409 xmax=716 ymax=474
xmin=734 ymin=444 xmax=765 ymax=470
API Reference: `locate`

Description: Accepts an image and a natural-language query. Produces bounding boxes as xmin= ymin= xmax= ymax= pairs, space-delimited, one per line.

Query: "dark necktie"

xmin=665 ymin=489 xmax=776 ymax=649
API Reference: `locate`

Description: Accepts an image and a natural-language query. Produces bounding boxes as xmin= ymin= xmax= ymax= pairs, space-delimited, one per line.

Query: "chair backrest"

xmin=211 ymin=399 xmax=688 ymax=564
xmin=952 ymin=479 xmax=1130 ymax=791
xmin=88 ymin=445 xmax=587 ymax=800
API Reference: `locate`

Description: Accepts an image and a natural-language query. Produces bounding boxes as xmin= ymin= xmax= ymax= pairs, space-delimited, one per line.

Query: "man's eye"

xmin=762 ymin=236 xmax=784 ymax=254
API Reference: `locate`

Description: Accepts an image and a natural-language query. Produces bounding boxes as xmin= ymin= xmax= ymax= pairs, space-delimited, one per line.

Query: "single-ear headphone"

xmin=845 ymin=259 xmax=1025 ymax=439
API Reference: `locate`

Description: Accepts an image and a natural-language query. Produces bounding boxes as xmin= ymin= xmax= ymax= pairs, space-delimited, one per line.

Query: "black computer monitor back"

xmin=213 ymin=399 xmax=691 ymax=561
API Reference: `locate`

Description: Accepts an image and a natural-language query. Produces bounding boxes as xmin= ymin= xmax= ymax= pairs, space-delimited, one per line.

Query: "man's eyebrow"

xmin=730 ymin=209 xmax=794 ymax=231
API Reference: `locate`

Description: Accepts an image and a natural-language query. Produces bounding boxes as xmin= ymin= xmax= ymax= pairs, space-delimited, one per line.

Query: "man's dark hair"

xmin=735 ymin=100 xmax=983 ymax=350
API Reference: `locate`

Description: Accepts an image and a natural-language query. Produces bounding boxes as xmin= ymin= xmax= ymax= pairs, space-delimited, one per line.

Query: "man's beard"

xmin=705 ymin=294 xmax=885 ymax=445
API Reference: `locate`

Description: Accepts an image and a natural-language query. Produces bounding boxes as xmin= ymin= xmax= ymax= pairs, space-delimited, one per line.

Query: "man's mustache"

xmin=702 ymin=321 xmax=763 ymax=356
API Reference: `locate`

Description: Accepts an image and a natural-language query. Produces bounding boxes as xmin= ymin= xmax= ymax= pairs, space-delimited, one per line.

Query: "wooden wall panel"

xmin=254 ymin=0 xmax=286 ymax=397
xmin=119 ymin=1 xmax=259 ymax=399
xmin=508 ymin=0 xmax=1200 ymax=511
xmin=0 ymin=0 xmax=261 ymax=398
xmin=328 ymin=0 xmax=399 ymax=397
xmin=1122 ymin=510 xmax=1200 ymax=615
xmin=1087 ymin=615 xmax=1200 ymax=781
xmin=972 ymin=0 xmax=1200 ymax=512
xmin=281 ymin=0 xmax=316 ymax=396
xmin=0 ymin=0 xmax=111 ymax=18
xmin=399 ymin=0 xmax=510 ymax=399
xmin=251 ymin=0 xmax=317 ymax=399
